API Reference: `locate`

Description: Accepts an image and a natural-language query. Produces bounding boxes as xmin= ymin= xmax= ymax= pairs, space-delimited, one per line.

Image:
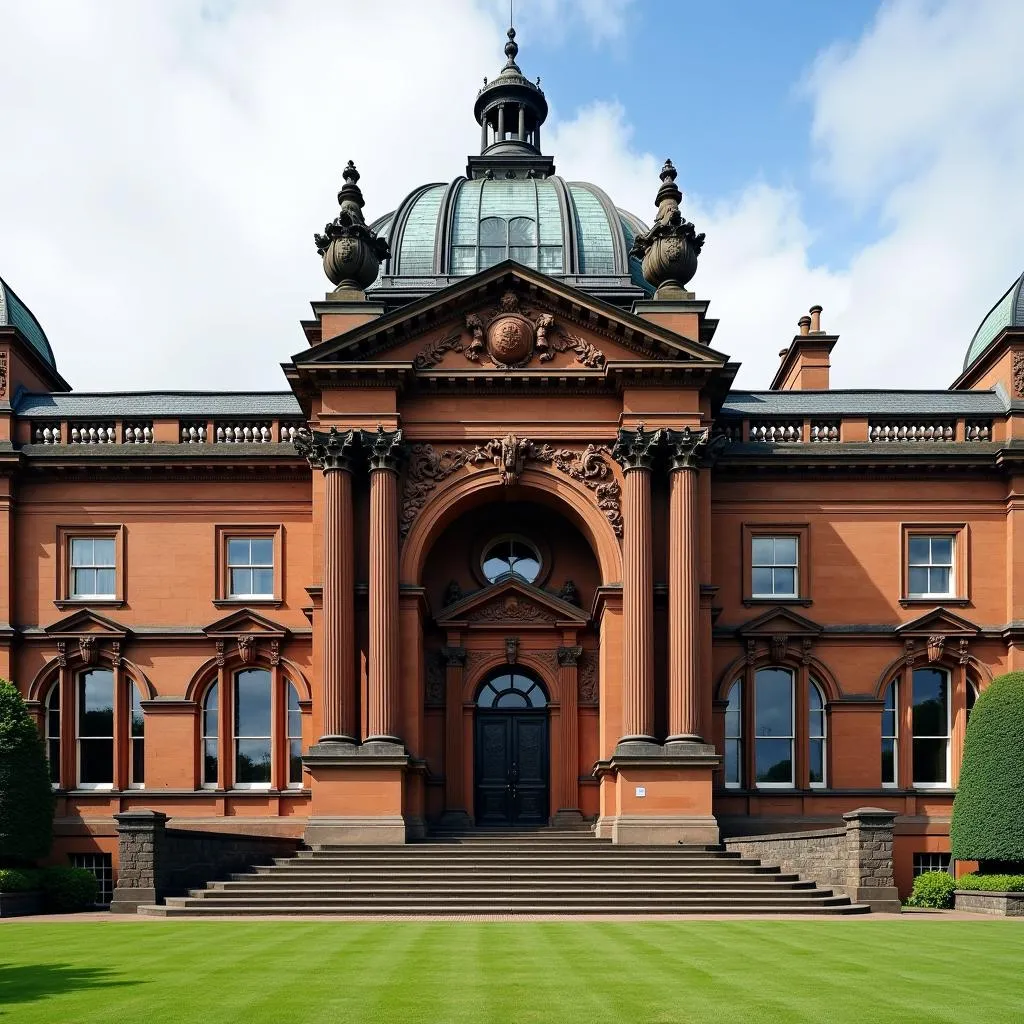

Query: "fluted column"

xmin=442 ymin=646 xmax=467 ymax=815
xmin=665 ymin=427 xmax=708 ymax=743
xmin=557 ymin=646 xmax=582 ymax=817
xmin=295 ymin=427 xmax=358 ymax=745
xmin=611 ymin=426 xmax=662 ymax=745
xmin=363 ymin=426 xmax=404 ymax=745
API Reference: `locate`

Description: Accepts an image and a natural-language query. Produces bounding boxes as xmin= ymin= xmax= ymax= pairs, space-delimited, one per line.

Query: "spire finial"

xmin=504 ymin=26 xmax=519 ymax=67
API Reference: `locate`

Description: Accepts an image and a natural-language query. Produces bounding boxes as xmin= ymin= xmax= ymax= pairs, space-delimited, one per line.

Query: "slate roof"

xmin=0 ymin=277 xmax=56 ymax=369
xmin=720 ymin=389 xmax=1008 ymax=418
xmin=964 ymin=271 xmax=1024 ymax=370
xmin=14 ymin=392 xmax=304 ymax=417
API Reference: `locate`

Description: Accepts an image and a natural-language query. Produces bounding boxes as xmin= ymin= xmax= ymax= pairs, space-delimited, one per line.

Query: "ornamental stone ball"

xmin=629 ymin=159 xmax=706 ymax=298
xmin=314 ymin=161 xmax=391 ymax=293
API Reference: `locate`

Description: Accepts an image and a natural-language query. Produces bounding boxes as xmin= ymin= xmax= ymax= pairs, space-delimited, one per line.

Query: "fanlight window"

xmin=479 ymin=216 xmax=538 ymax=270
xmin=482 ymin=536 xmax=541 ymax=584
xmin=477 ymin=672 xmax=548 ymax=710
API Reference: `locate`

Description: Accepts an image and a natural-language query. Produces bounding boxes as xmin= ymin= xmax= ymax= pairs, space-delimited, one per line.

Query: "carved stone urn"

xmin=630 ymin=159 xmax=705 ymax=298
xmin=314 ymin=161 xmax=391 ymax=293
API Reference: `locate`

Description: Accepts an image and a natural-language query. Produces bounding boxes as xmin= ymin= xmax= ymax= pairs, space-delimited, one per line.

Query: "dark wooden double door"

xmin=474 ymin=711 xmax=549 ymax=826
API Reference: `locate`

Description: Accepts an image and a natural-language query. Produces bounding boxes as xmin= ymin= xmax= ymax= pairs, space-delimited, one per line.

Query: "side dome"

xmin=964 ymin=271 xmax=1024 ymax=370
xmin=0 ymin=277 xmax=56 ymax=370
xmin=369 ymin=176 xmax=653 ymax=307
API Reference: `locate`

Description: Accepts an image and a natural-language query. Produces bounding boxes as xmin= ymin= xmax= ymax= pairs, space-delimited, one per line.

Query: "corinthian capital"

xmin=665 ymin=426 xmax=710 ymax=472
xmin=294 ymin=426 xmax=358 ymax=473
xmin=611 ymin=424 xmax=663 ymax=472
xmin=361 ymin=424 xmax=404 ymax=472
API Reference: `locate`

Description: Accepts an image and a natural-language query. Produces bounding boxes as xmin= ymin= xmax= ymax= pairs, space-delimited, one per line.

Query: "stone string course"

xmin=723 ymin=807 xmax=901 ymax=912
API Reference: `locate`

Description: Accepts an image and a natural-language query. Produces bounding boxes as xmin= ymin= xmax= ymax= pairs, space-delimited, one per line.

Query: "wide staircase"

xmin=138 ymin=829 xmax=869 ymax=916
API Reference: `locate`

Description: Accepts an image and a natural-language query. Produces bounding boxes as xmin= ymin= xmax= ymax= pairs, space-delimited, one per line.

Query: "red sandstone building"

xmin=4 ymin=34 xmax=1024 ymax=902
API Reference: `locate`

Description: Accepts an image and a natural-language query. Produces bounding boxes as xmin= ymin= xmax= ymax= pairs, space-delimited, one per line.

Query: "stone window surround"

xmin=900 ymin=522 xmax=969 ymax=606
xmin=741 ymin=523 xmax=811 ymax=607
xmin=213 ymin=524 xmax=284 ymax=608
xmin=54 ymin=524 xmax=126 ymax=609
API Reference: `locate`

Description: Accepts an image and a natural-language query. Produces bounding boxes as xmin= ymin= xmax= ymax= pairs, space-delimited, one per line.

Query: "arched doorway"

xmin=474 ymin=668 xmax=549 ymax=826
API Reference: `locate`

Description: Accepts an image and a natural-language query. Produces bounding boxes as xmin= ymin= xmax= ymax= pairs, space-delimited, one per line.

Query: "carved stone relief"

xmin=0 ymin=351 xmax=7 ymax=399
xmin=927 ymin=634 xmax=945 ymax=663
xmin=468 ymin=596 xmax=557 ymax=625
xmin=1013 ymin=351 xmax=1024 ymax=399
xmin=78 ymin=636 xmax=97 ymax=666
xmin=424 ymin=650 xmax=445 ymax=707
xmin=578 ymin=651 xmax=598 ymax=706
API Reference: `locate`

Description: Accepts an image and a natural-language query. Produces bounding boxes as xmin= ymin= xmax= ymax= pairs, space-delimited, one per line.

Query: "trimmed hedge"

xmin=38 ymin=866 xmax=98 ymax=912
xmin=951 ymin=671 xmax=1024 ymax=865
xmin=956 ymin=873 xmax=1024 ymax=893
xmin=0 ymin=867 xmax=40 ymax=892
xmin=904 ymin=870 xmax=956 ymax=909
xmin=0 ymin=680 xmax=55 ymax=865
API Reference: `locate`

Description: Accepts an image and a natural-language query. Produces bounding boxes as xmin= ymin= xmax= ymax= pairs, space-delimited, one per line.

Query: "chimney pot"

xmin=797 ymin=316 xmax=811 ymax=336
xmin=809 ymin=305 xmax=822 ymax=333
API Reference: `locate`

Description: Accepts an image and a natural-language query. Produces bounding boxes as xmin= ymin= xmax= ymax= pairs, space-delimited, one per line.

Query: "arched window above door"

xmin=476 ymin=671 xmax=548 ymax=709
xmin=481 ymin=536 xmax=542 ymax=585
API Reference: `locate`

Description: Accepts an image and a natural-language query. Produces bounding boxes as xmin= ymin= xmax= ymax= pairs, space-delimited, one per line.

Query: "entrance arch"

xmin=474 ymin=668 xmax=550 ymax=826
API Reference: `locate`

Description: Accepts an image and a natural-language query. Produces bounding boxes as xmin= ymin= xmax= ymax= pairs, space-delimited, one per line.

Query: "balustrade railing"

xmin=965 ymin=420 xmax=992 ymax=441
xmin=214 ymin=421 xmax=274 ymax=444
xmin=123 ymin=423 xmax=154 ymax=444
xmin=868 ymin=421 xmax=955 ymax=442
xmin=69 ymin=422 xmax=117 ymax=444
xmin=749 ymin=420 xmax=802 ymax=443
xmin=31 ymin=424 xmax=62 ymax=445
xmin=809 ymin=421 xmax=840 ymax=442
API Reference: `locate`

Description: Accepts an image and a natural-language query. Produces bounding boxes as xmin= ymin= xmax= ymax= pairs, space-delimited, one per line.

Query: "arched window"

xmin=77 ymin=669 xmax=115 ymax=789
xmin=754 ymin=667 xmax=794 ymax=787
xmin=724 ymin=681 xmax=742 ymax=788
xmin=287 ymin=683 xmax=303 ymax=788
xmin=809 ymin=680 xmax=827 ymax=788
xmin=481 ymin=536 xmax=541 ymax=584
xmin=45 ymin=682 xmax=61 ymax=786
xmin=477 ymin=671 xmax=548 ymax=709
xmin=882 ymin=680 xmax=898 ymax=787
xmin=912 ymin=667 xmax=950 ymax=787
xmin=202 ymin=683 xmax=219 ymax=788
xmin=478 ymin=216 xmax=538 ymax=270
xmin=129 ymin=683 xmax=145 ymax=788
xmin=235 ymin=668 xmax=272 ymax=788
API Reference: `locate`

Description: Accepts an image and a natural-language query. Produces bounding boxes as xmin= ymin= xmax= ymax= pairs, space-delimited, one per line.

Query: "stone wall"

xmin=110 ymin=809 xmax=300 ymax=914
xmin=724 ymin=806 xmax=901 ymax=912
xmin=954 ymin=891 xmax=1024 ymax=917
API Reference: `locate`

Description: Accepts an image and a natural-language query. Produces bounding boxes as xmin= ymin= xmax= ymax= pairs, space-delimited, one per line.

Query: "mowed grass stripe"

xmin=1 ymin=921 xmax=1023 ymax=1024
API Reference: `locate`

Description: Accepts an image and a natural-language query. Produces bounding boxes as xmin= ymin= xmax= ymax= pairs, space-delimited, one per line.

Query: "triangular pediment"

xmin=736 ymin=607 xmax=823 ymax=638
xmin=293 ymin=262 xmax=728 ymax=372
xmin=436 ymin=577 xmax=589 ymax=628
xmin=45 ymin=608 xmax=130 ymax=638
xmin=895 ymin=607 xmax=980 ymax=637
xmin=203 ymin=609 xmax=290 ymax=639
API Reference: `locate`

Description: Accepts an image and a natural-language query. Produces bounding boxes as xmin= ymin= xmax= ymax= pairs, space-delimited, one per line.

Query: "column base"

xmin=848 ymin=886 xmax=902 ymax=913
xmin=551 ymin=809 xmax=587 ymax=829
xmin=438 ymin=809 xmax=474 ymax=830
xmin=110 ymin=887 xmax=157 ymax=914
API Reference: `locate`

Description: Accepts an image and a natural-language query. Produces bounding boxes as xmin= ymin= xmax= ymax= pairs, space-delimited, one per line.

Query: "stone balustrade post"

xmin=110 ymin=809 xmax=168 ymax=914
xmin=842 ymin=806 xmax=902 ymax=912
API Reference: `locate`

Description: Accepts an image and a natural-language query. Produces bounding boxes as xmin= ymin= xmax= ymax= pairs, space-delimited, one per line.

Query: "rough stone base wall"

xmin=0 ymin=891 xmax=44 ymax=918
xmin=954 ymin=891 xmax=1024 ymax=917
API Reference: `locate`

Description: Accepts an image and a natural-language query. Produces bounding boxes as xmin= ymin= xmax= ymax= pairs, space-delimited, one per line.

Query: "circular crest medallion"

xmin=486 ymin=314 xmax=535 ymax=366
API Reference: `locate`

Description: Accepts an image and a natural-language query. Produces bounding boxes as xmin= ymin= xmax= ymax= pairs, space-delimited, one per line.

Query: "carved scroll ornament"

xmin=1013 ymin=351 xmax=1024 ymax=399
xmin=400 ymin=435 xmax=623 ymax=539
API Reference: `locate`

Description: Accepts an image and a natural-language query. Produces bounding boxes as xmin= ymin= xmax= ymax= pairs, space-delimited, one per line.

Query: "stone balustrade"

xmin=279 ymin=421 xmax=303 ymax=443
xmin=31 ymin=423 xmax=62 ymax=444
xmin=180 ymin=422 xmax=208 ymax=443
xmin=809 ymin=421 xmax=840 ymax=442
xmin=749 ymin=420 xmax=802 ymax=443
xmin=965 ymin=420 xmax=992 ymax=440
xmin=718 ymin=415 xmax=997 ymax=446
xmin=215 ymin=421 xmax=274 ymax=443
xmin=123 ymin=423 xmax=154 ymax=444
xmin=868 ymin=421 xmax=955 ymax=442
xmin=69 ymin=422 xmax=117 ymax=444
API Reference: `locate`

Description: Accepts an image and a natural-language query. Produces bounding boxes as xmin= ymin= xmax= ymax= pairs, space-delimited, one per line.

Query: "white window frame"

xmin=201 ymin=683 xmax=219 ymax=790
xmin=724 ymin=680 xmax=742 ymax=789
xmin=286 ymin=682 xmax=303 ymax=790
xmin=76 ymin=669 xmax=115 ymax=791
xmin=907 ymin=534 xmax=955 ymax=599
xmin=751 ymin=536 xmax=799 ymax=599
xmin=69 ymin=536 xmax=117 ymax=599
xmin=911 ymin=667 xmax=951 ymax=790
xmin=882 ymin=680 xmax=899 ymax=789
xmin=754 ymin=667 xmax=795 ymax=789
xmin=808 ymin=679 xmax=827 ymax=789
xmin=232 ymin=669 xmax=273 ymax=791
xmin=128 ymin=682 xmax=145 ymax=790
xmin=45 ymin=681 xmax=61 ymax=789
xmin=226 ymin=537 xmax=275 ymax=599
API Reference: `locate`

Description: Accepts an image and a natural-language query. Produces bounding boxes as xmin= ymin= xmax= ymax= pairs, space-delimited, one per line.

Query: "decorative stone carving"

xmin=78 ymin=636 xmax=97 ymax=666
xmin=557 ymin=645 xmax=583 ymax=667
xmin=904 ymin=639 xmax=918 ymax=666
xmin=414 ymin=333 xmax=464 ymax=370
xmin=770 ymin=634 xmax=788 ymax=663
xmin=314 ymin=161 xmax=390 ymax=292
xmin=505 ymin=636 xmax=519 ymax=663
xmin=800 ymin=638 xmax=813 ymax=666
xmin=361 ymin=425 xmax=404 ymax=472
xmin=612 ymin=424 xmax=663 ymax=471
xmin=629 ymin=159 xmax=705 ymax=297
xmin=442 ymin=646 xmax=467 ymax=667
xmin=746 ymin=639 xmax=757 ymax=665
xmin=400 ymin=438 xmax=622 ymax=539
xmin=56 ymin=641 xmax=67 ymax=668
xmin=443 ymin=580 xmax=464 ymax=606
xmin=294 ymin=426 xmax=358 ymax=473
xmin=269 ymin=639 xmax=281 ymax=667
xmin=959 ymin=638 xmax=970 ymax=665
xmin=557 ymin=580 xmax=580 ymax=605
xmin=215 ymin=640 xmax=225 ymax=668
xmin=464 ymin=314 xmax=485 ymax=361
xmin=468 ymin=595 xmax=558 ymax=625
xmin=665 ymin=426 xmax=710 ymax=472
xmin=578 ymin=650 xmax=598 ymax=705
xmin=927 ymin=634 xmax=945 ymax=663
xmin=1013 ymin=351 xmax=1024 ymax=399
xmin=0 ymin=351 xmax=7 ymax=398
xmin=424 ymin=651 xmax=446 ymax=707
xmin=237 ymin=635 xmax=254 ymax=664
xmin=487 ymin=314 xmax=535 ymax=367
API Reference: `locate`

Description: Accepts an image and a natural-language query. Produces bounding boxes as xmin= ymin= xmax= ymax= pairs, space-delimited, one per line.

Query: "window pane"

xmin=929 ymin=567 xmax=951 ymax=595
xmin=251 ymin=569 xmax=274 ymax=596
xmin=509 ymin=217 xmax=536 ymax=245
xmin=95 ymin=569 xmax=116 ymax=596
xmin=235 ymin=739 xmax=271 ymax=783
xmin=479 ymin=246 xmax=505 ymax=269
xmin=751 ymin=567 xmax=774 ymax=596
xmin=725 ymin=739 xmax=741 ymax=786
xmin=79 ymin=671 xmax=113 ymax=738
xmin=913 ymin=738 xmax=948 ymax=785
xmin=227 ymin=538 xmax=250 ymax=565
xmin=72 ymin=568 xmax=93 ymax=596
xmin=774 ymin=537 xmax=798 ymax=565
xmin=931 ymin=536 xmax=953 ymax=565
xmin=538 ymin=245 xmax=563 ymax=273
xmin=289 ymin=739 xmax=303 ymax=786
xmin=477 ymin=686 xmax=496 ymax=708
xmin=755 ymin=669 xmax=793 ymax=737
xmin=132 ymin=739 xmax=145 ymax=785
xmin=881 ymin=738 xmax=896 ymax=785
xmin=250 ymin=538 xmax=274 ymax=565
xmin=479 ymin=218 xmax=507 ymax=245
xmin=287 ymin=684 xmax=300 ymax=714
xmin=908 ymin=536 xmax=931 ymax=565
xmin=79 ymin=739 xmax=114 ymax=785
xmin=204 ymin=741 xmax=219 ymax=785
xmin=495 ymin=691 xmax=529 ymax=708
xmin=908 ymin=566 xmax=929 ymax=595
xmin=93 ymin=539 xmax=116 ymax=566
xmin=751 ymin=538 xmax=774 ymax=565
xmin=70 ymin=538 xmax=93 ymax=566
xmin=230 ymin=568 xmax=253 ymax=596
xmin=130 ymin=686 xmax=144 ymax=737
xmin=755 ymin=738 xmax=793 ymax=784
xmin=773 ymin=567 xmax=797 ymax=596
xmin=912 ymin=668 xmax=948 ymax=737
xmin=235 ymin=670 xmax=272 ymax=737
xmin=809 ymin=739 xmax=825 ymax=784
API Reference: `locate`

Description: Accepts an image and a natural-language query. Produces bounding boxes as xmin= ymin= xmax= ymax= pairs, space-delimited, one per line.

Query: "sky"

xmin=1 ymin=0 xmax=1023 ymax=392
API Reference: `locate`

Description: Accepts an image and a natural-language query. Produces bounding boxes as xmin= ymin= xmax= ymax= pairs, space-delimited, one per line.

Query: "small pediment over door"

xmin=203 ymin=609 xmax=290 ymax=666
xmin=45 ymin=608 xmax=130 ymax=640
xmin=736 ymin=607 xmax=823 ymax=664
xmin=894 ymin=607 xmax=980 ymax=638
xmin=436 ymin=577 xmax=589 ymax=630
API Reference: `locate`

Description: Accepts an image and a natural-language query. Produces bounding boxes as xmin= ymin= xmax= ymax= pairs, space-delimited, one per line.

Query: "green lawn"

xmin=0 ymin=919 xmax=1022 ymax=1023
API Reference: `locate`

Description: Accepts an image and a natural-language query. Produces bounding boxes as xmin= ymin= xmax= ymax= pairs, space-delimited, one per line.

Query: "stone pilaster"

xmin=297 ymin=427 xmax=358 ymax=746
xmin=611 ymin=425 xmax=661 ymax=750
xmin=665 ymin=427 xmax=707 ymax=745
xmin=441 ymin=645 xmax=472 ymax=827
xmin=842 ymin=807 xmax=902 ymax=912
xmin=362 ymin=426 xmax=404 ymax=748
xmin=554 ymin=645 xmax=583 ymax=825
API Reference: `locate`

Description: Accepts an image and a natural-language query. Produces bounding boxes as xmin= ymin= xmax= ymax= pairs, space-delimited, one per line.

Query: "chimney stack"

xmin=769 ymin=303 xmax=838 ymax=391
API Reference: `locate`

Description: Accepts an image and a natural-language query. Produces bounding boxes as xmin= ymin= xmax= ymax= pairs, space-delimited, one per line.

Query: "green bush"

xmin=0 ymin=867 xmax=41 ymax=892
xmin=0 ymin=680 xmax=55 ymax=865
xmin=956 ymin=873 xmax=1024 ymax=893
xmin=952 ymin=671 xmax=1024 ymax=866
xmin=904 ymin=871 xmax=956 ymax=909
xmin=39 ymin=866 xmax=98 ymax=912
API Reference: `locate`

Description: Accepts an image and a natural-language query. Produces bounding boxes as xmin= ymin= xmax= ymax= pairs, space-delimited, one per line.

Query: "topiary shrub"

xmin=904 ymin=870 xmax=956 ymax=909
xmin=951 ymin=671 xmax=1024 ymax=869
xmin=39 ymin=866 xmax=98 ymax=912
xmin=0 ymin=680 xmax=54 ymax=866
xmin=0 ymin=867 xmax=41 ymax=892
xmin=956 ymin=873 xmax=1024 ymax=892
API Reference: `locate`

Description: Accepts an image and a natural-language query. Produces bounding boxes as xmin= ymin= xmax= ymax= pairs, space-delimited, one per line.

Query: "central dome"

xmin=365 ymin=28 xmax=653 ymax=309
